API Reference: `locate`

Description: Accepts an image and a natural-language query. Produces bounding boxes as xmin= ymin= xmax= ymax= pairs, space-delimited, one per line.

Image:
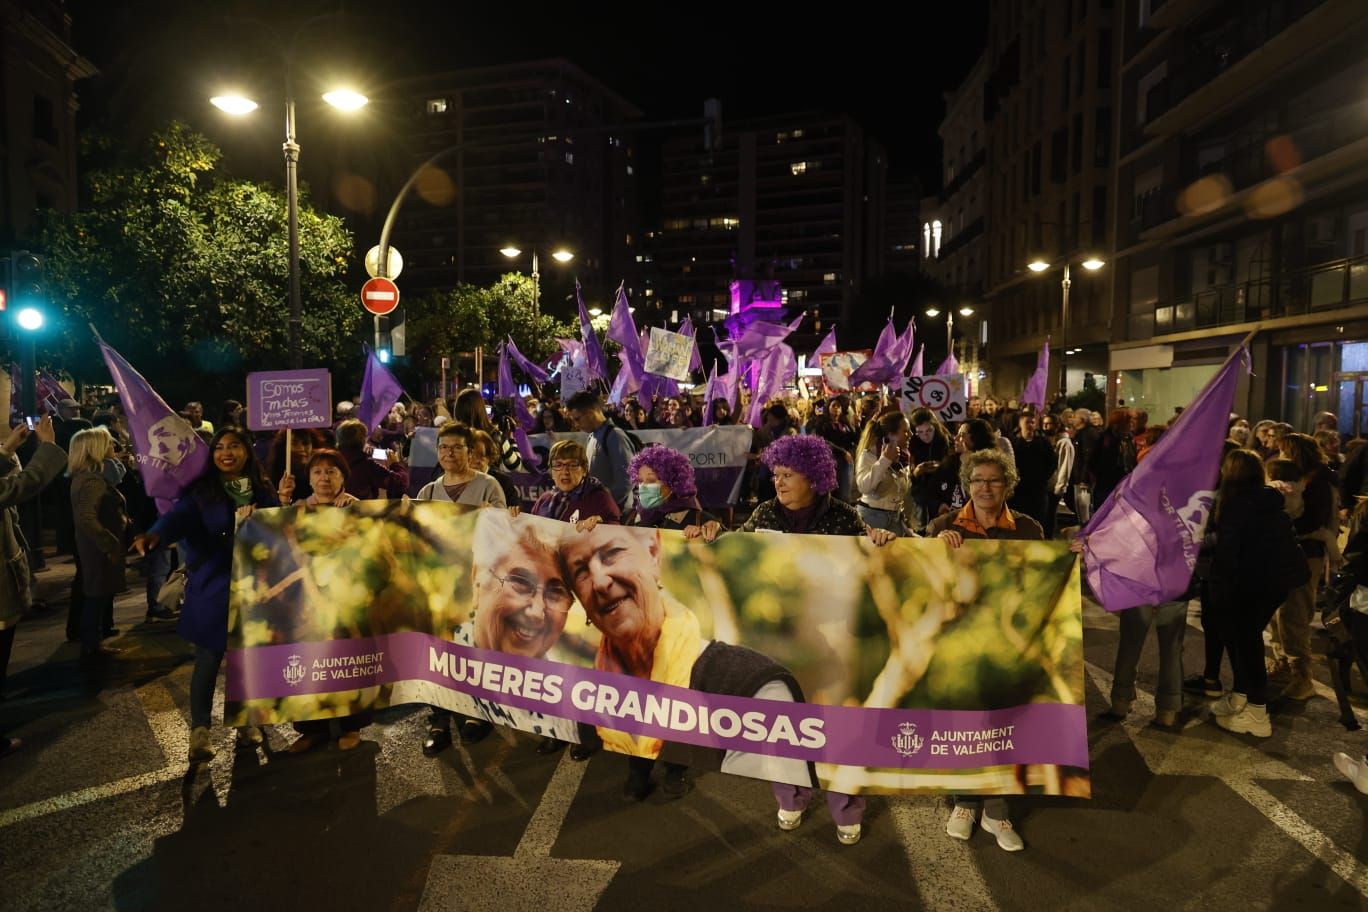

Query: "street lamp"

xmin=211 ymin=84 xmax=368 ymax=368
xmin=500 ymin=246 xmax=574 ymax=314
xmin=1027 ymin=256 xmax=1105 ymax=396
xmin=923 ymin=304 xmax=976 ymax=362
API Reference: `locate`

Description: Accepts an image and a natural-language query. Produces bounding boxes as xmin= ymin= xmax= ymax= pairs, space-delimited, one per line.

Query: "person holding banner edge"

xmin=928 ymin=447 xmax=1041 ymax=852
xmin=133 ymin=427 xmax=279 ymax=764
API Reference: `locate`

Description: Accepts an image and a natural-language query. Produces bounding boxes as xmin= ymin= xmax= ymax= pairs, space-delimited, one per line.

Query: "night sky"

xmin=67 ymin=0 xmax=989 ymax=192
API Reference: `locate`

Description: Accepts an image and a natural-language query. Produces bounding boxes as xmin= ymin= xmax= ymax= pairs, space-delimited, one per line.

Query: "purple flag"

xmin=892 ymin=320 xmax=917 ymax=374
xmin=724 ymin=314 xmax=803 ymax=360
xmin=96 ymin=338 xmax=209 ymax=505
xmin=505 ymin=338 xmax=550 ymax=384
xmin=678 ymin=316 xmax=703 ymax=373
xmin=497 ymin=343 xmax=518 ymax=399
xmin=1020 ymin=339 xmax=1050 ymax=411
xmin=576 ymin=282 xmax=608 ymax=382
xmin=36 ymin=370 xmax=69 ymax=413
xmin=746 ymin=344 xmax=796 ymax=427
xmin=358 ymin=347 xmax=405 ymax=432
xmin=1081 ymin=347 xmax=1248 ymax=613
xmin=814 ymin=328 xmax=838 ymax=356
xmin=847 ymin=318 xmax=909 ymax=387
xmin=511 ymin=387 xmax=537 ymax=432
xmin=909 ymin=346 xmax=924 ymax=379
xmin=702 ymin=362 xmax=721 ymax=426
xmin=936 ymin=353 xmax=960 ymax=376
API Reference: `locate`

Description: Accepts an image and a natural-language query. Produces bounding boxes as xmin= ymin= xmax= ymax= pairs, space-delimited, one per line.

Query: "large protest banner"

xmin=226 ymin=503 xmax=1088 ymax=797
xmin=506 ymin=426 xmax=753 ymax=508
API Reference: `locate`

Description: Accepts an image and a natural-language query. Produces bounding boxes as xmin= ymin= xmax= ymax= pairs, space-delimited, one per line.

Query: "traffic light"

xmin=10 ymin=251 xmax=46 ymax=333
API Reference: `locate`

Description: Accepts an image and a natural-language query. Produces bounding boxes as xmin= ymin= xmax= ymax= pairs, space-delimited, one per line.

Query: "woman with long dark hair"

xmin=134 ymin=427 xmax=279 ymax=764
xmin=925 ymin=418 xmax=997 ymax=520
xmin=808 ymin=395 xmax=859 ymax=502
xmin=854 ymin=411 xmax=912 ymax=535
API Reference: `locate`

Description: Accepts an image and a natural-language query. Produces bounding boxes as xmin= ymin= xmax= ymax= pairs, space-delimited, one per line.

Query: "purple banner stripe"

xmin=226 ymin=632 xmax=1089 ymax=771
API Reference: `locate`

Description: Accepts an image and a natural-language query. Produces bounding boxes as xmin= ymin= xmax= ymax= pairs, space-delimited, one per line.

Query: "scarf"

xmin=777 ymin=497 xmax=824 ymax=533
xmin=595 ymin=605 xmax=703 ymax=758
xmin=634 ymin=494 xmax=701 ymax=528
xmin=542 ymin=475 xmax=608 ymax=522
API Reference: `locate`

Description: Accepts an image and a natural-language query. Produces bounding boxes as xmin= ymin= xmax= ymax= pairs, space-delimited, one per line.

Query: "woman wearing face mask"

xmin=134 ymin=427 xmax=278 ymax=764
xmin=68 ymin=427 xmax=129 ymax=663
xmin=286 ymin=450 xmax=370 ymax=753
xmin=626 ymin=445 xmax=712 ymax=531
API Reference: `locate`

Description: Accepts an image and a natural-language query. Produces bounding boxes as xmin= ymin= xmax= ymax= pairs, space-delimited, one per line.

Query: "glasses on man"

xmin=490 ymin=572 xmax=573 ymax=611
xmin=968 ymin=476 xmax=1006 ymax=488
xmin=438 ymin=443 xmax=467 ymax=453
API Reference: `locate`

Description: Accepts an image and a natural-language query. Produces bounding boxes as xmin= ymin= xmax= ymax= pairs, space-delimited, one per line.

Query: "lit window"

xmin=644 ymin=289 xmax=654 ymax=297
xmin=565 ymin=152 xmax=574 ymax=164
xmin=931 ymin=220 xmax=943 ymax=257
xmin=923 ymin=223 xmax=932 ymax=258
xmin=701 ymin=174 xmax=711 ymax=185
xmin=823 ymin=273 xmax=838 ymax=285
xmin=792 ymin=129 xmax=804 ymax=139
xmin=626 ymin=165 xmax=634 ymax=175
xmin=721 ymin=217 xmax=739 ymax=229
xmin=777 ymin=132 xmax=790 ymax=143
xmin=426 ymin=98 xmax=448 ymax=114
xmin=636 ymin=255 xmax=644 ymax=263
xmin=791 ymin=162 xmax=807 ymax=176
xmin=792 ymin=289 xmax=806 ymax=300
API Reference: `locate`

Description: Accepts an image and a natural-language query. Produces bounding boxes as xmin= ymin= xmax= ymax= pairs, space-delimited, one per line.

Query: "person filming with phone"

xmin=854 ymin=411 xmax=914 ymax=536
xmin=335 ymin=418 xmax=409 ymax=501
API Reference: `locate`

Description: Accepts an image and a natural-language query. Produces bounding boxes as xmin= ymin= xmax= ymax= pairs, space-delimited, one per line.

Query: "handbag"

xmin=156 ymin=566 xmax=188 ymax=610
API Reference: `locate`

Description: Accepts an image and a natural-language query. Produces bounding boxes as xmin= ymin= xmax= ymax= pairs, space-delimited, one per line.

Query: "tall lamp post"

xmin=498 ymin=246 xmax=574 ymax=314
xmin=922 ymin=304 xmax=976 ymax=365
xmin=211 ymin=84 xmax=368 ymax=368
xmin=1027 ymin=256 xmax=1104 ymax=396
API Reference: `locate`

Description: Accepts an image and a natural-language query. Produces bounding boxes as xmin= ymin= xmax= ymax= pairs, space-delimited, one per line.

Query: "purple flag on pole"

xmin=576 ymin=282 xmax=608 ymax=382
xmin=848 ymin=318 xmax=911 ymax=387
xmin=814 ymin=328 xmax=838 ymax=357
xmin=497 ymin=343 xmax=518 ymax=399
xmin=746 ymin=344 xmax=796 ymax=427
xmin=358 ymin=347 xmax=405 ymax=432
xmin=505 ymin=338 xmax=549 ymax=384
xmin=909 ymin=346 xmax=924 ymax=379
xmin=702 ymin=361 xmax=721 ymax=426
xmin=678 ymin=316 xmax=703 ymax=373
xmin=1020 ymin=338 xmax=1050 ymax=411
xmin=1081 ymin=347 xmax=1248 ymax=613
xmin=511 ymin=387 xmax=537 ymax=432
xmin=96 ymin=338 xmax=209 ymax=505
xmin=936 ymin=353 xmax=960 ymax=376
xmin=891 ymin=320 xmax=917 ymax=374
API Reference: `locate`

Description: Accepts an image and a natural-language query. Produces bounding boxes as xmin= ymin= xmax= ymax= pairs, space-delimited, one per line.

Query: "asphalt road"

xmin=1 ymin=553 xmax=1365 ymax=912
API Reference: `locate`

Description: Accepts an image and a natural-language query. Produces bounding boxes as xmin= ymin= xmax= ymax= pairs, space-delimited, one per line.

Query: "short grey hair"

xmin=959 ymin=448 xmax=1019 ymax=499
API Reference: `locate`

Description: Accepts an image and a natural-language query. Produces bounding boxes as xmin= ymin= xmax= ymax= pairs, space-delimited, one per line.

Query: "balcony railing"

xmin=1133 ymin=253 xmax=1368 ymax=339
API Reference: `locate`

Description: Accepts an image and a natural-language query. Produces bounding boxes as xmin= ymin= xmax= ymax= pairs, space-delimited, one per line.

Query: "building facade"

xmin=1109 ymin=0 xmax=1368 ymax=433
xmin=0 ymin=0 xmax=96 ymax=245
xmin=386 ymin=59 xmax=641 ymax=302
xmin=644 ymin=112 xmax=888 ymax=342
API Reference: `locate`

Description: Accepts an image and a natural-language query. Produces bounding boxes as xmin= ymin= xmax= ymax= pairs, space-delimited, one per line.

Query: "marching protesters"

xmin=929 ymin=448 xmax=1041 ymax=852
xmin=906 ymin=408 xmax=951 ymax=533
xmin=134 ymin=427 xmax=278 ymax=764
xmin=336 ymin=418 xmax=409 ymax=500
xmin=1267 ymin=433 xmax=1336 ymax=701
xmin=281 ymin=450 xmax=370 ymax=753
xmin=687 ymin=434 xmax=896 ymax=846
xmin=0 ymin=417 xmax=65 ymax=759
xmin=564 ymin=390 xmax=635 ymax=513
xmin=1202 ymin=449 xmax=1309 ymax=738
xmin=855 ymin=411 xmax=913 ymax=536
xmin=68 ymin=427 xmax=130 ymax=664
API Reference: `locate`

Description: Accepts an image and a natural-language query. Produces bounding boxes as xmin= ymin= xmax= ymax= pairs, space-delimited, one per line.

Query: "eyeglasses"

xmin=437 ymin=443 xmax=467 ymax=453
xmin=489 ymin=572 xmax=572 ymax=611
xmin=550 ymin=461 xmax=583 ymax=472
xmin=968 ymin=476 xmax=1006 ymax=488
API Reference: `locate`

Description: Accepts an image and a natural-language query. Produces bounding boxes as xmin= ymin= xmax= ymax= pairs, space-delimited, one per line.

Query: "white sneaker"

xmin=776 ymin=808 xmax=804 ymax=831
xmin=1333 ymin=752 xmax=1368 ymax=795
xmin=1210 ymin=692 xmax=1247 ymax=717
xmin=946 ymin=805 xmax=976 ymax=840
xmin=1214 ymin=703 xmax=1271 ymax=738
xmin=836 ymin=824 xmax=862 ymax=846
xmin=981 ymin=815 xmax=1025 ymax=852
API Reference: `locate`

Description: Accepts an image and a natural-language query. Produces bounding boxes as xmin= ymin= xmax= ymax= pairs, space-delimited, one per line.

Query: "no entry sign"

xmin=361 ymin=277 xmax=399 ymax=315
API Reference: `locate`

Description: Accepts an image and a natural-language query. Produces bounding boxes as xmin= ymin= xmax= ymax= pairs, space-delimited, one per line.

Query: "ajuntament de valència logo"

xmin=283 ymin=654 xmax=306 ymax=687
xmin=892 ymin=721 xmax=925 ymax=757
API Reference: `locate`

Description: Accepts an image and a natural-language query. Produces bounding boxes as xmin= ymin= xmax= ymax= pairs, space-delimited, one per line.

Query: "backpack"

xmin=609 ymin=419 xmax=645 ymax=455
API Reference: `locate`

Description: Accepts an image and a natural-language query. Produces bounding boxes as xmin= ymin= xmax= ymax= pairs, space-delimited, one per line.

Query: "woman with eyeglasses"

xmin=927 ymin=447 xmax=1042 ymax=853
xmin=415 ymin=421 xmax=506 ymax=757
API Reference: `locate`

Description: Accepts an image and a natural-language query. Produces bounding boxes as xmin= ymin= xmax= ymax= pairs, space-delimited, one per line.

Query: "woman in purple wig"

xmin=686 ymin=433 xmax=895 ymax=846
xmin=626 ymin=444 xmax=710 ymax=531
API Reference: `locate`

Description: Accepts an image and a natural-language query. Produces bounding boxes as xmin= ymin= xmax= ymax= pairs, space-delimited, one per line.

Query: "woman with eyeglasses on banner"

xmin=927 ymin=448 xmax=1042 ymax=853
xmin=414 ymin=421 xmax=507 ymax=757
xmin=527 ymin=438 xmax=621 ymax=758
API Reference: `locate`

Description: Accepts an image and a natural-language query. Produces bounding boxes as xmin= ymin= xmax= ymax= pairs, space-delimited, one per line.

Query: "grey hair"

xmin=959 ymin=448 xmax=1019 ymax=500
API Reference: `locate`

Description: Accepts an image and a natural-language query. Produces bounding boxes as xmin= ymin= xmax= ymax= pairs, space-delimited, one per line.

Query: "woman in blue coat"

xmin=135 ymin=427 xmax=278 ymax=764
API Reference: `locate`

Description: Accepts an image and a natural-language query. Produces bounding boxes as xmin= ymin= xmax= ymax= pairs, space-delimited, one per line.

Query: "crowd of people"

xmin=1 ymin=380 xmax=1366 ymax=852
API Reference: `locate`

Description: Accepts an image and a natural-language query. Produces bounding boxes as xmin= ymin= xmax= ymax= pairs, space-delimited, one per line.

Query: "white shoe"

xmin=981 ymin=815 xmax=1025 ymax=852
xmin=776 ymin=808 xmax=804 ymax=831
xmin=1214 ymin=703 xmax=1271 ymax=738
xmin=1210 ymin=692 xmax=1247 ymax=717
xmin=836 ymin=824 xmax=862 ymax=846
xmin=946 ymin=805 xmax=976 ymax=840
xmin=1333 ymin=752 xmax=1368 ymax=795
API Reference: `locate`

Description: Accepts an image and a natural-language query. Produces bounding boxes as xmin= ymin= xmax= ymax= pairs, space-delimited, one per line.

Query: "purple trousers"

xmin=772 ymin=783 xmax=866 ymax=826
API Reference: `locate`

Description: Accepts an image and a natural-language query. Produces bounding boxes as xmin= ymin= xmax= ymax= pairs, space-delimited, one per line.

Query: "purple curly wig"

xmin=627 ymin=444 xmax=698 ymax=499
xmin=761 ymin=434 xmax=838 ymax=495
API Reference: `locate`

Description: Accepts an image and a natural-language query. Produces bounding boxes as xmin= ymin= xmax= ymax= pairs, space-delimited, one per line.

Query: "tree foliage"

xmin=38 ymin=122 xmax=358 ymax=394
xmin=403 ymin=273 xmax=577 ymax=372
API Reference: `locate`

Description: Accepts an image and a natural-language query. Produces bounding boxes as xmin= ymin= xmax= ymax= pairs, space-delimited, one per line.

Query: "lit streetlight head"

xmin=322 ymin=89 xmax=368 ymax=111
xmin=1027 ymin=259 xmax=1050 ymax=273
xmin=210 ymin=95 xmax=259 ymax=115
xmin=1082 ymin=257 xmax=1106 ymax=271
xmin=551 ymin=249 xmax=574 ymax=263
xmin=959 ymin=306 xmax=975 ymax=317
xmin=499 ymin=247 xmax=522 ymax=259
xmin=16 ymin=307 xmax=43 ymax=331
xmin=924 ymin=306 xmax=941 ymax=318
xmin=588 ymin=307 xmax=603 ymax=317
